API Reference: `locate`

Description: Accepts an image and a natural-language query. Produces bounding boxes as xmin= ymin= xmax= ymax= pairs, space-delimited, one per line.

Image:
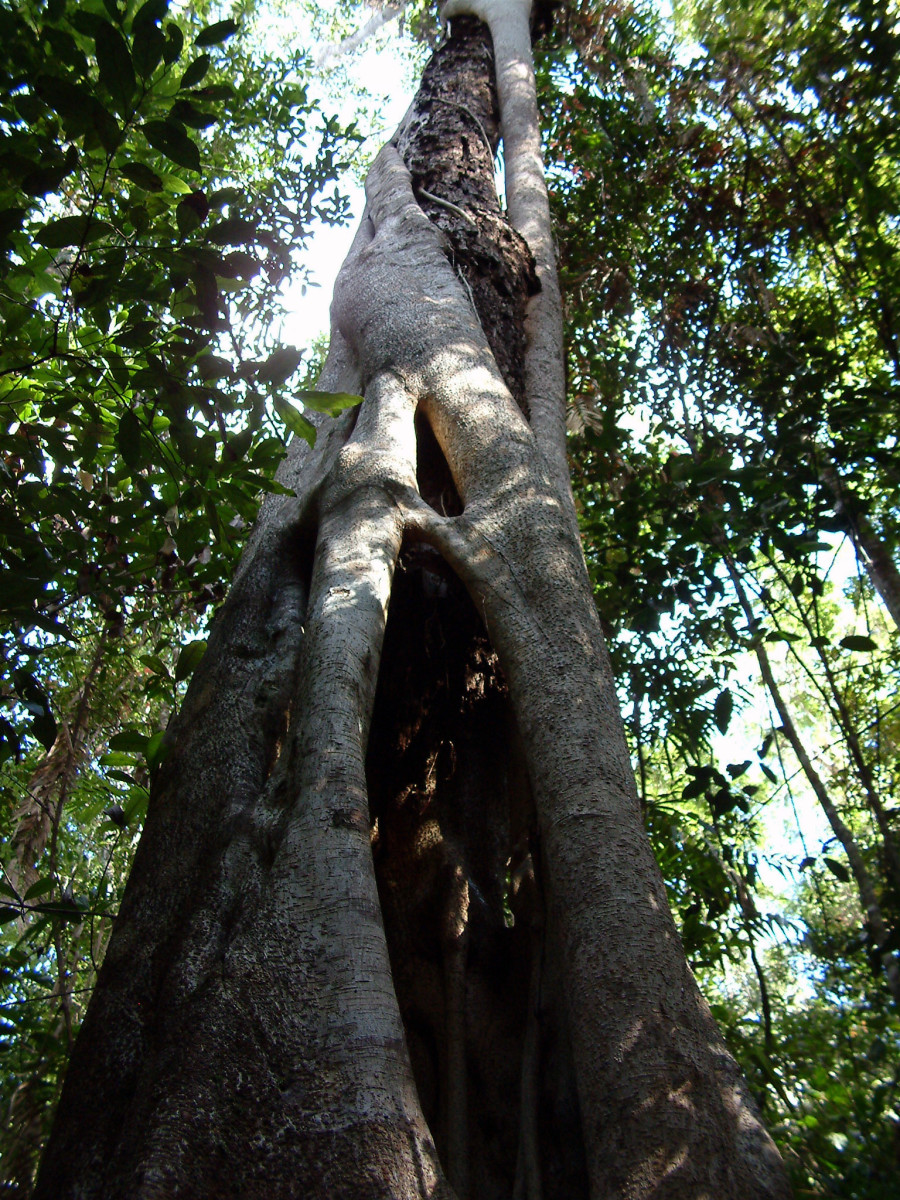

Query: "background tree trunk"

xmin=819 ymin=459 xmax=900 ymax=630
xmin=34 ymin=10 xmax=791 ymax=1200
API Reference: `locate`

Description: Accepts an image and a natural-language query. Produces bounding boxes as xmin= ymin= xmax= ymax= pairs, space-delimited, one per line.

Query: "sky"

xmin=278 ymin=8 xmax=419 ymax=347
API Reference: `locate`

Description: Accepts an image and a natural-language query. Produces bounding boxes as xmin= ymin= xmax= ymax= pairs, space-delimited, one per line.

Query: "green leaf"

xmin=36 ymin=215 xmax=116 ymax=249
xmin=117 ymin=410 xmax=143 ymax=469
xmin=21 ymin=152 xmax=78 ymax=197
xmin=225 ymin=428 xmax=253 ymax=460
xmin=196 ymin=355 xmax=232 ymax=380
xmin=726 ymin=760 xmax=751 ymax=779
xmin=296 ymin=389 xmax=364 ymax=416
xmin=133 ymin=21 xmax=167 ymax=79
xmin=163 ymin=23 xmax=184 ymax=64
xmin=175 ymin=639 xmax=206 ymax=681
xmin=823 ymin=857 xmax=850 ymax=884
xmin=170 ymin=99 xmax=217 ymax=129
xmin=107 ymin=772 xmax=138 ymax=789
xmin=71 ymin=10 xmax=107 ymax=40
xmin=273 ymin=396 xmax=316 ymax=446
xmin=195 ymin=19 xmax=239 ymax=47
xmin=713 ymin=688 xmax=732 ymax=735
xmin=133 ymin=0 xmax=169 ymax=26
xmin=176 ymin=190 xmax=209 ymax=235
xmin=160 ymin=173 xmax=194 ymax=195
xmin=95 ymin=20 xmax=137 ymax=109
xmin=108 ymin=730 xmax=150 ymax=753
xmin=141 ymin=119 xmax=201 ymax=172
xmin=839 ymin=635 xmax=878 ymax=652
xmin=258 ymin=347 xmax=303 ymax=385
xmin=33 ymin=715 xmax=57 ymax=753
xmin=124 ymin=790 xmax=150 ymax=826
xmin=681 ymin=777 xmax=705 ymax=801
xmin=189 ymin=82 xmax=233 ymax=103
xmin=35 ymin=73 xmax=86 ymax=118
xmin=146 ymin=729 xmax=168 ymax=770
xmin=23 ymin=878 xmax=54 ymax=902
xmin=208 ymin=186 xmax=242 ymax=208
xmin=0 ymin=907 xmax=21 ymax=926
xmin=121 ymin=162 xmax=164 ymax=193
xmin=35 ymin=74 xmax=122 ymax=152
xmin=220 ymin=250 xmax=259 ymax=280
xmin=133 ymin=0 xmax=170 ymax=79
xmin=208 ymin=216 xmax=259 ymax=245
xmin=254 ymin=476 xmax=295 ymax=496
xmin=140 ymin=654 xmax=170 ymax=677
xmin=180 ymin=54 xmax=211 ymax=88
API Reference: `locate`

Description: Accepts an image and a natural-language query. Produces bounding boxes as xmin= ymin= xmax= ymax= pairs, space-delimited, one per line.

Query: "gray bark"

xmin=35 ymin=9 xmax=790 ymax=1200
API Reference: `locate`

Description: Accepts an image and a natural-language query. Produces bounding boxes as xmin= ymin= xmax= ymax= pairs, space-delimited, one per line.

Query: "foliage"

xmin=0 ymin=0 xmax=357 ymax=708
xmin=2 ymin=0 xmax=900 ymax=1192
xmin=703 ymin=886 xmax=900 ymax=1198
xmin=0 ymin=0 xmax=360 ymax=1186
xmin=538 ymin=0 xmax=900 ymax=1190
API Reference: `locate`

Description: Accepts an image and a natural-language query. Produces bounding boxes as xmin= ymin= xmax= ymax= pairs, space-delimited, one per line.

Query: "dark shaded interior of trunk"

xmin=367 ymin=16 xmax=588 ymax=1196
xmin=365 ymin=421 xmax=588 ymax=1200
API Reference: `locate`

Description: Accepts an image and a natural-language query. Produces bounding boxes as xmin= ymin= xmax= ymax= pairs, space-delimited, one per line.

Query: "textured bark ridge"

xmin=35 ymin=7 xmax=791 ymax=1200
xmin=365 ymin=23 xmax=586 ymax=1196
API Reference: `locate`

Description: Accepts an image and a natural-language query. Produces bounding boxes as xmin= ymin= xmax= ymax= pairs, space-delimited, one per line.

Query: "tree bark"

xmin=819 ymin=459 xmax=900 ymax=631
xmin=7 ymin=631 xmax=106 ymax=902
xmin=35 ymin=8 xmax=791 ymax=1200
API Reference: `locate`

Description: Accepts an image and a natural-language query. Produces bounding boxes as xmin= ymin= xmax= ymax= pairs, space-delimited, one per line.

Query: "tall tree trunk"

xmin=7 ymin=631 xmax=106 ymax=902
xmin=35 ymin=7 xmax=790 ymax=1199
xmin=819 ymin=459 xmax=900 ymax=631
xmin=726 ymin=560 xmax=900 ymax=1007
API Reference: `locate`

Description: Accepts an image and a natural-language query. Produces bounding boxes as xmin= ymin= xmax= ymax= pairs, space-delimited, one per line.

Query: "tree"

xmin=0 ymin=0 xmax=359 ymax=1186
xmin=27 ymin=2 xmax=793 ymax=1197
xmin=542 ymin=1 xmax=900 ymax=1189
